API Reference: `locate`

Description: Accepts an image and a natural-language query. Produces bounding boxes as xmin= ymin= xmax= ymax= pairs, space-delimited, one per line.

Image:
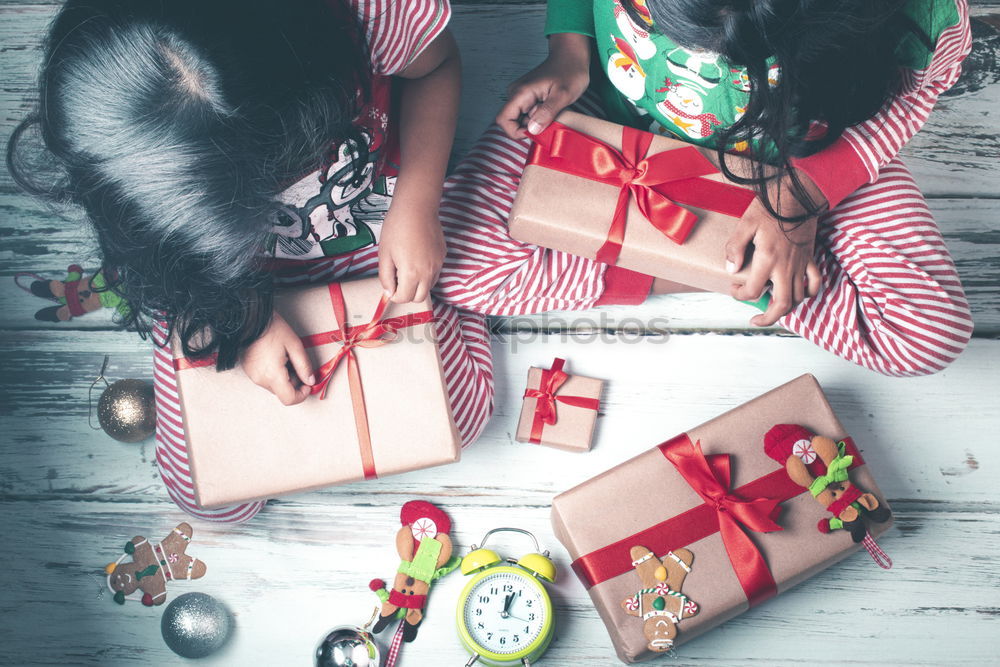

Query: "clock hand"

xmin=501 ymin=593 xmax=514 ymax=618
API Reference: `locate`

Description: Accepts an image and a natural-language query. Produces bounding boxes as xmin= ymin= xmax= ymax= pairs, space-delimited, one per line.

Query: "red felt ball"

xmin=141 ymin=593 xmax=154 ymax=606
xmin=817 ymin=519 xmax=832 ymax=534
xmin=369 ymin=578 xmax=386 ymax=592
xmin=763 ymin=424 xmax=814 ymax=462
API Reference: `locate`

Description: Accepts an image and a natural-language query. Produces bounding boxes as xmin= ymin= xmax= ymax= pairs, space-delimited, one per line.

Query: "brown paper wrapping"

xmin=515 ymin=366 xmax=604 ymax=452
xmin=551 ymin=374 xmax=893 ymax=663
xmin=509 ymin=110 xmax=756 ymax=294
xmin=171 ymin=277 xmax=460 ymax=509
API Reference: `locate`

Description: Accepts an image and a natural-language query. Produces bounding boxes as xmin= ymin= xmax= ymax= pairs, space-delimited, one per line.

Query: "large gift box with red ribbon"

xmin=509 ymin=111 xmax=757 ymax=293
xmin=515 ymin=358 xmax=603 ymax=451
xmin=551 ymin=374 xmax=893 ymax=663
xmin=170 ymin=277 xmax=461 ymax=508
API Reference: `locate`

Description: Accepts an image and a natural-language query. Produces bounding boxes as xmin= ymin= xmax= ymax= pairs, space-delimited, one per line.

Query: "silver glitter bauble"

xmin=315 ymin=626 xmax=381 ymax=667
xmin=97 ymin=379 xmax=156 ymax=442
xmin=161 ymin=592 xmax=233 ymax=659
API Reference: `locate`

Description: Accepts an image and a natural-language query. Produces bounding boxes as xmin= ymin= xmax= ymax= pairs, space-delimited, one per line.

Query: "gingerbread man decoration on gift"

xmin=105 ymin=522 xmax=207 ymax=606
xmin=621 ymin=546 xmax=699 ymax=653
xmin=370 ymin=501 xmax=461 ymax=643
xmin=764 ymin=424 xmax=892 ymax=543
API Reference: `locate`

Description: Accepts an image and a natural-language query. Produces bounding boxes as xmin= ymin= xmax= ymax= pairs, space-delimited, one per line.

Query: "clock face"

xmin=462 ymin=570 xmax=548 ymax=656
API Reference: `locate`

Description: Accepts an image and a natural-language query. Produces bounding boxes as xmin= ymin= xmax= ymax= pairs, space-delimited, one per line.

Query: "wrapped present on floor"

xmin=515 ymin=358 xmax=604 ymax=452
xmin=170 ymin=277 xmax=461 ymax=509
xmin=550 ymin=374 xmax=893 ymax=663
xmin=509 ymin=110 xmax=760 ymax=294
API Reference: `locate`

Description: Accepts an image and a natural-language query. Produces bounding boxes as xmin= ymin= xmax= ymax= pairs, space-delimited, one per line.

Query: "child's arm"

xmin=378 ymin=30 xmax=461 ymax=304
xmin=496 ymin=0 xmax=595 ymax=138
xmin=726 ymin=1 xmax=971 ymax=326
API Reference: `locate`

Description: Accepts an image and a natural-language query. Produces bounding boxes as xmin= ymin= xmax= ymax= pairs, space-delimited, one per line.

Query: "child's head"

xmin=8 ymin=0 xmax=370 ymax=368
xmin=630 ymin=0 xmax=919 ymax=219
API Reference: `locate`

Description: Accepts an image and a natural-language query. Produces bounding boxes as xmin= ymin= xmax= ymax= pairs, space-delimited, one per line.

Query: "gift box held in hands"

xmin=550 ymin=374 xmax=893 ymax=663
xmin=170 ymin=277 xmax=460 ymax=508
xmin=509 ymin=111 xmax=758 ymax=294
xmin=515 ymin=358 xmax=603 ymax=452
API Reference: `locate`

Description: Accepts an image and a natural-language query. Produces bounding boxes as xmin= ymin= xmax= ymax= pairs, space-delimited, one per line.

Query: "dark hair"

xmin=7 ymin=0 xmax=371 ymax=369
xmin=631 ymin=0 xmax=927 ymax=222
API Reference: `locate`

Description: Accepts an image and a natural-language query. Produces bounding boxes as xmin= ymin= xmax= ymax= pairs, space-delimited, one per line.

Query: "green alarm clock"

xmin=456 ymin=528 xmax=557 ymax=667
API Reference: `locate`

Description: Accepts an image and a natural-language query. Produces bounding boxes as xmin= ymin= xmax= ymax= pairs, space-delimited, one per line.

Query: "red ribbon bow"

xmin=524 ymin=358 xmax=600 ymax=444
xmin=528 ymin=121 xmax=755 ymax=266
xmin=172 ymin=283 xmax=432 ymax=480
xmin=571 ymin=434 xmax=865 ymax=608
xmin=306 ymin=284 xmax=428 ymax=480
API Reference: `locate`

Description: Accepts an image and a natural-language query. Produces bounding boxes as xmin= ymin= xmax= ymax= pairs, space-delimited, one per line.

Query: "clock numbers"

xmin=462 ymin=570 xmax=548 ymax=656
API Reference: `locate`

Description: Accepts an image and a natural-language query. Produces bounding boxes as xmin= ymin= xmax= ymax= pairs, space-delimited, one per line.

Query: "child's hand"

xmin=727 ymin=175 xmax=825 ymax=326
xmin=378 ymin=206 xmax=446 ymax=304
xmin=496 ymin=33 xmax=592 ymax=139
xmin=241 ymin=311 xmax=315 ymax=406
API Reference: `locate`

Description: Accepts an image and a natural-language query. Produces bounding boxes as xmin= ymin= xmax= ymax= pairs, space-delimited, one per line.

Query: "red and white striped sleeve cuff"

xmin=791 ymin=136 xmax=873 ymax=210
xmin=358 ymin=0 xmax=452 ymax=75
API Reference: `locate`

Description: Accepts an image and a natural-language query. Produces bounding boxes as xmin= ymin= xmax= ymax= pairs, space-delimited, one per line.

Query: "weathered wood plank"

xmin=2 ymin=197 xmax=997 ymax=334
xmin=2 ymin=330 xmax=997 ymax=505
xmin=1 ymin=4 xmax=999 ymax=197
xmin=1 ymin=496 xmax=997 ymax=666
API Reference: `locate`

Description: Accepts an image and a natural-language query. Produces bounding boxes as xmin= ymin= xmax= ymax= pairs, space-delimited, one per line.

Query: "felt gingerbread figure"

xmin=17 ymin=264 xmax=126 ymax=322
xmin=764 ymin=424 xmax=891 ymax=543
xmin=370 ymin=501 xmax=460 ymax=643
xmin=104 ymin=522 xmax=206 ymax=606
xmin=621 ymin=546 xmax=699 ymax=653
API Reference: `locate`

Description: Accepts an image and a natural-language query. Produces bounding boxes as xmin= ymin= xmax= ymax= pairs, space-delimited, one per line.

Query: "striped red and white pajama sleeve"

xmin=434 ymin=1 xmax=973 ymax=377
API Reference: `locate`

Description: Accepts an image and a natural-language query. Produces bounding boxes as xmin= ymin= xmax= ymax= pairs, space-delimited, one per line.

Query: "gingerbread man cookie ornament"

xmin=621 ymin=546 xmax=699 ymax=652
xmin=105 ymin=522 xmax=207 ymax=606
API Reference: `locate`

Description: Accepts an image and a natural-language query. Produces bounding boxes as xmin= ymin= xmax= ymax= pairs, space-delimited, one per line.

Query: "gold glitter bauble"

xmin=97 ymin=379 xmax=156 ymax=443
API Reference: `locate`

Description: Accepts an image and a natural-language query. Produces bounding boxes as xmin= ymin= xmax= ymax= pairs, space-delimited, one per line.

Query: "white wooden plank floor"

xmin=2 ymin=2 xmax=999 ymax=666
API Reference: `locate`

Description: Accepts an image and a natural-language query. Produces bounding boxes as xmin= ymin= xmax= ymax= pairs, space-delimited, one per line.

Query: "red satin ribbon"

xmin=527 ymin=121 xmax=755 ymax=266
xmin=571 ymin=434 xmax=864 ymax=608
xmin=173 ymin=284 xmax=433 ymax=481
xmin=525 ymin=358 xmax=601 ymax=444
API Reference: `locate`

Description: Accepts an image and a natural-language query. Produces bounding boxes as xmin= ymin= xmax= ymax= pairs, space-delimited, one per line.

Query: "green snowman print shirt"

xmin=589 ymin=0 xmax=959 ymax=154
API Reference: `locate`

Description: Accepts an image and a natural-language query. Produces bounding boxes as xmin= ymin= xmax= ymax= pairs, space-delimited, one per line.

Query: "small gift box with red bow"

xmin=509 ymin=110 xmax=758 ymax=294
xmin=170 ymin=277 xmax=461 ymax=508
xmin=551 ymin=374 xmax=892 ymax=663
xmin=515 ymin=358 xmax=603 ymax=452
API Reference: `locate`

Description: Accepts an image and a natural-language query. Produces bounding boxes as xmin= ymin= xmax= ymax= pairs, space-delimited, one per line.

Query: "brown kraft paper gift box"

xmin=509 ymin=110 xmax=758 ymax=294
xmin=550 ymin=374 xmax=893 ymax=663
xmin=515 ymin=358 xmax=604 ymax=452
xmin=170 ymin=277 xmax=461 ymax=509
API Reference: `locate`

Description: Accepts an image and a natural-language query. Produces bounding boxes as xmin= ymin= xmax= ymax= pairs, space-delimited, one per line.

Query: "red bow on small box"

xmin=524 ymin=358 xmax=600 ymax=444
xmin=528 ymin=121 xmax=755 ymax=266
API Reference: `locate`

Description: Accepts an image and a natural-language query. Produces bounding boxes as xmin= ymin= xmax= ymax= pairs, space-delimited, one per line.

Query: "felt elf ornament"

xmin=104 ymin=522 xmax=207 ymax=606
xmin=15 ymin=264 xmax=127 ymax=322
xmin=620 ymin=546 xmax=699 ymax=653
xmin=764 ymin=424 xmax=892 ymax=567
xmin=369 ymin=501 xmax=460 ymax=666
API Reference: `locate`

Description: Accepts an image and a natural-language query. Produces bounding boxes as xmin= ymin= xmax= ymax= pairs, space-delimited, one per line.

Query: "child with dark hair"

xmin=436 ymin=0 xmax=974 ymax=376
xmin=8 ymin=0 xmax=493 ymax=521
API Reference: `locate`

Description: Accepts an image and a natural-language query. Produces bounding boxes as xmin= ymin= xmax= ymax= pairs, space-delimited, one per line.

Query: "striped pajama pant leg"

xmin=152 ymin=289 xmax=494 ymax=523
xmin=436 ymin=124 xmax=972 ymax=376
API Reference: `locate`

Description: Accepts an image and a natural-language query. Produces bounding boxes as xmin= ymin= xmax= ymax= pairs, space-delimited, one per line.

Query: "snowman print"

xmin=665 ymin=45 xmax=725 ymax=88
xmin=613 ymin=0 xmax=656 ymax=60
xmin=607 ymin=35 xmax=648 ymax=101
xmin=655 ymin=78 xmax=721 ymax=139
